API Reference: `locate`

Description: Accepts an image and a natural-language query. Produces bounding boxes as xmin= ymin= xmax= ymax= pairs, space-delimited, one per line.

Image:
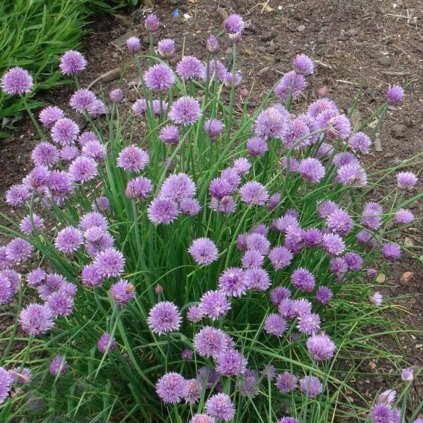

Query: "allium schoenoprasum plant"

xmin=0 ymin=12 xmax=422 ymax=423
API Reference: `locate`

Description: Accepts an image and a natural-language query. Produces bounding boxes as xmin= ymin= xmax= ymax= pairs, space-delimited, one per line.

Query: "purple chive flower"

xmin=24 ymin=166 xmax=49 ymax=189
xmin=395 ymin=208 xmax=414 ymax=224
xmin=293 ymin=54 xmax=314 ymax=76
xmin=159 ymin=124 xmax=180 ymax=146
xmin=98 ymin=332 xmax=117 ymax=353
xmin=92 ymin=196 xmax=110 ymax=214
xmin=316 ymin=286 xmax=333 ymax=305
xmin=233 ymin=157 xmax=251 ymax=175
xmin=216 ymin=349 xmax=247 ymax=376
xmin=274 ymin=71 xmax=306 ymax=102
xmin=180 ymin=198 xmax=201 ymax=215
xmin=303 ymin=228 xmax=322 ymax=247
xmin=148 ymin=301 xmax=181 ymax=334
xmin=218 ymin=267 xmax=247 ymax=297
xmin=59 ymin=51 xmax=87 ymax=75
xmin=148 ymin=197 xmax=179 ymax=225
xmin=32 ymin=142 xmax=59 ymax=167
xmin=272 ymin=215 xmax=299 ymax=232
xmin=189 ymin=238 xmax=219 ymax=265
xmin=81 ymin=264 xmax=104 ymax=287
xmin=126 ymin=36 xmax=141 ymax=54
xmin=333 ymin=152 xmax=359 ymax=169
xmin=204 ymin=119 xmax=224 ymax=141
xmin=69 ymin=89 xmax=96 ymax=113
xmin=298 ymin=158 xmax=325 ymax=183
xmin=344 ymin=252 xmax=363 ymax=272
xmin=270 ymin=287 xmax=291 ymax=305
xmin=177 ymin=56 xmax=206 ymax=80
xmin=299 ymin=375 xmax=323 ymax=398
xmin=244 ymin=268 xmax=270 ymax=291
xmin=88 ymin=98 xmax=106 ymax=116
xmin=80 ymin=212 xmax=108 ymax=231
xmin=1 ymin=67 xmax=33 ymax=95
xmin=224 ymin=70 xmax=242 ymax=87
xmin=348 ymin=132 xmax=372 ymax=154
xmin=0 ymin=367 xmax=13 ymax=404
xmin=308 ymin=98 xmax=339 ymax=118
xmin=298 ymin=312 xmax=321 ymax=334
xmin=240 ymin=181 xmax=269 ymax=206
xmin=201 ymin=290 xmax=231 ymax=319
xmin=60 ymin=144 xmax=79 ymax=163
xmin=19 ymin=303 xmax=54 ymax=336
xmin=209 ymin=178 xmax=233 ymax=200
xmin=0 ymin=274 xmax=13 ymax=305
xmin=125 ymin=176 xmax=153 ymax=200
xmin=69 ymin=156 xmax=97 ymax=183
xmin=264 ymin=314 xmax=287 ymax=337
xmin=401 ymin=367 xmax=414 ymax=381
xmin=187 ymin=305 xmax=204 ymax=323
xmin=396 ymin=171 xmax=417 ymax=190
xmin=191 ymin=415 xmax=215 ymax=423
xmin=337 ymin=162 xmax=368 ymax=187
xmin=276 ymin=372 xmax=298 ymax=393
xmin=278 ymin=418 xmax=299 ymax=423
xmin=145 ymin=14 xmax=159 ymax=32
xmin=20 ymin=213 xmax=44 ymax=235
xmin=370 ymin=404 xmax=394 ymax=423
xmin=159 ymin=173 xmax=196 ymax=202
xmin=110 ymin=280 xmax=135 ymax=306
xmin=382 ymin=243 xmax=401 ymax=261
xmin=331 ymin=257 xmax=348 ymax=281
xmin=169 ymin=96 xmax=201 ymax=125
xmin=205 ymin=393 xmax=235 ymax=422
xmin=224 ymin=14 xmax=245 ymax=34
xmin=369 ymin=292 xmax=383 ymax=307
xmin=221 ymin=168 xmax=241 ymax=189
xmin=39 ymin=106 xmax=64 ymax=127
xmin=6 ymin=238 xmax=33 ymax=264
xmin=318 ymin=200 xmax=338 ymax=218
xmin=78 ymin=131 xmax=98 ymax=146
xmin=282 ymin=117 xmax=311 ymax=149
xmin=117 ymin=146 xmax=149 ymax=172
xmin=377 ymin=389 xmax=397 ymax=405
xmin=362 ymin=202 xmax=383 ymax=230
xmin=109 ymin=88 xmax=124 ymax=103
xmin=82 ymin=140 xmax=105 ymax=161
xmin=207 ymin=34 xmax=220 ymax=53
xmin=55 ymin=227 xmax=83 ymax=254
xmin=156 ymin=372 xmax=188 ymax=404
xmin=247 ymin=136 xmax=268 ymax=156
xmin=132 ymin=99 xmax=147 ymax=116
xmin=184 ymin=378 xmax=202 ymax=404
xmin=27 ymin=268 xmax=47 ymax=287
xmin=210 ymin=195 xmax=237 ymax=214
xmin=144 ymin=64 xmax=175 ymax=91
xmin=93 ymin=248 xmax=125 ymax=278
xmin=291 ymin=268 xmax=315 ymax=293
xmin=307 ymin=333 xmax=336 ymax=361
xmin=9 ymin=367 xmax=32 ymax=385
xmin=237 ymin=372 xmax=259 ymax=397
xmin=386 ymin=85 xmax=404 ymax=106
xmin=158 ymin=39 xmax=175 ymax=58
xmin=194 ymin=326 xmax=232 ymax=358
xmin=251 ymin=224 xmax=269 ymax=236
xmin=322 ymin=233 xmax=346 ymax=256
xmin=255 ymin=106 xmax=288 ymax=140
xmin=47 ymin=291 xmax=74 ymax=317
xmin=182 ymin=349 xmax=193 ymax=361
xmin=245 ymin=233 xmax=270 ymax=254
xmin=326 ymin=209 xmax=353 ymax=236
xmin=241 ymin=250 xmax=264 ymax=269
xmin=268 ymin=192 xmax=281 ymax=210
xmin=269 ymin=246 xmax=293 ymax=270
xmin=49 ymin=356 xmax=68 ymax=377
xmin=51 ymin=118 xmax=79 ymax=146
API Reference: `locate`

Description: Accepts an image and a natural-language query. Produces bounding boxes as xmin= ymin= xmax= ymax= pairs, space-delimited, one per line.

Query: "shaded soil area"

xmin=1 ymin=0 xmax=422 ymax=410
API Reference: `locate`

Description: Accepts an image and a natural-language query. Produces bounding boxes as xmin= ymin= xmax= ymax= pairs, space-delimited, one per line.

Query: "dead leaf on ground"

xmin=400 ymin=271 xmax=414 ymax=285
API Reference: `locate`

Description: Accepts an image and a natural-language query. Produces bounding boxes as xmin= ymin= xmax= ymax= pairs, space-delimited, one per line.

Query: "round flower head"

xmin=224 ymin=14 xmax=245 ymax=34
xmin=189 ymin=238 xmax=219 ymax=265
xmin=39 ymin=106 xmax=64 ymax=127
xmin=401 ymin=367 xmax=414 ymax=381
xmin=6 ymin=238 xmax=33 ymax=264
xmin=0 ymin=367 xmax=13 ymax=404
xmin=9 ymin=367 xmax=32 ymax=386
xmin=159 ymin=124 xmax=180 ymax=146
xmin=0 ymin=273 xmax=13 ymax=305
xmin=145 ymin=14 xmax=159 ymax=32
xmin=240 ymin=181 xmax=269 ymax=206
xmin=264 ymin=314 xmax=287 ymax=337
xmin=307 ymin=333 xmax=336 ymax=361
xmin=291 ymin=268 xmax=315 ymax=293
xmin=326 ymin=208 xmax=353 ymax=236
xmin=59 ymin=50 xmax=87 ymax=75
xmin=79 ymin=211 xmax=108 ymax=231
xmin=299 ymin=158 xmax=325 ymax=183
xmin=126 ymin=36 xmax=141 ymax=54
xmin=221 ymin=168 xmax=241 ymax=189
xmin=216 ymin=349 xmax=247 ymax=376
xmin=282 ymin=117 xmax=311 ymax=149
xmin=49 ymin=356 xmax=68 ymax=377
xmin=187 ymin=305 xmax=204 ymax=323
xmin=336 ymin=162 xmax=368 ymax=187
xmin=148 ymin=197 xmax=179 ymax=225
xmin=81 ymin=264 xmax=104 ymax=287
xmin=159 ymin=173 xmax=196 ymax=202
xmin=362 ymin=202 xmax=383 ymax=230
xmin=268 ymin=192 xmax=281 ymax=210
xmin=194 ymin=326 xmax=233 ymax=358
xmin=156 ymin=372 xmax=187 ymax=404
xmin=247 ymin=136 xmax=268 ymax=156
xmin=207 ymin=34 xmax=220 ymax=53
xmin=269 ymin=246 xmax=293 ymax=270
xmin=276 ymin=372 xmax=298 ymax=393
xmin=55 ymin=227 xmax=83 ymax=254
xmin=19 ymin=303 xmax=54 ymax=336
xmin=117 ymin=146 xmax=149 ymax=173
xmin=209 ymin=177 xmax=233 ymax=200
xmin=278 ymin=418 xmax=299 ymax=423
xmin=69 ymin=89 xmax=96 ymax=113
xmin=396 ymin=171 xmax=417 ymax=190
xmin=244 ymin=268 xmax=270 ymax=291
xmin=333 ymin=152 xmax=359 ymax=169
xmin=1 ymin=67 xmax=33 ymax=95
xmin=177 ymin=56 xmax=206 ymax=80
xmin=125 ymin=176 xmax=153 ymax=200
xmin=322 ymin=233 xmax=346 ymax=256
xmin=144 ymin=64 xmax=175 ymax=91
xmin=109 ymin=88 xmax=123 ymax=103
xmin=110 ymin=279 xmax=135 ymax=306
xmin=46 ymin=291 xmax=74 ymax=317
xmin=148 ymin=301 xmax=181 ymax=334
xmin=395 ymin=208 xmax=414 ymax=225
xmin=370 ymin=403 xmax=395 ymax=423
xmin=218 ymin=267 xmax=247 ymax=297
xmin=298 ymin=312 xmax=321 ymax=334
xmin=274 ymin=71 xmax=306 ymax=102
xmin=316 ymin=286 xmax=333 ymax=305
xmin=93 ymin=248 xmax=125 ymax=278
xmin=157 ymin=39 xmax=175 ymax=57
xmin=233 ymin=157 xmax=251 ymax=175
xmin=255 ymin=106 xmax=288 ymax=140
xmin=27 ymin=268 xmax=47 ymax=287
xmin=61 ymin=144 xmax=80 ymax=163
xmin=201 ymin=290 xmax=231 ymax=319
xmin=51 ymin=118 xmax=79 ymax=146
xmin=348 ymin=132 xmax=372 ymax=154
xmin=386 ymin=85 xmax=404 ymax=106
xmin=299 ymin=375 xmax=323 ymax=398
xmin=132 ymin=99 xmax=147 ymax=116
xmin=293 ymin=54 xmax=314 ymax=75
xmin=382 ymin=243 xmax=401 ymax=261
xmin=191 ymin=415 xmax=215 ymax=423
xmin=20 ymin=213 xmax=44 ymax=235
xmin=330 ymin=256 xmax=348 ymax=280
xmin=32 ymin=142 xmax=59 ymax=167
xmin=180 ymin=197 xmax=201 ymax=216
xmin=69 ymin=156 xmax=98 ymax=183
xmin=205 ymin=393 xmax=235 ymax=422
xmin=6 ymin=184 xmax=31 ymax=207
xmin=270 ymin=287 xmax=291 ymax=305
xmin=204 ymin=119 xmax=224 ymax=140
xmin=241 ymin=249 xmax=264 ymax=269
xmin=97 ymin=332 xmax=117 ymax=353
xmin=24 ymin=166 xmax=49 ymax=189
xmin=245 ymin=233 xmax=270 ymax=255
xmin=82 ymin=140 xmax=105 ymax=162
xmin=78 ymin=131 xmax=98 ymax=147
xmin=169 ymin=96 xmax=201 ymax=125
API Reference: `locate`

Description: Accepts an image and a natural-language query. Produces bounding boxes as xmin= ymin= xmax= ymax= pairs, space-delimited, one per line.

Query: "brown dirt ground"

xmin=1 ymin=0 xmax=422 ymax=412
